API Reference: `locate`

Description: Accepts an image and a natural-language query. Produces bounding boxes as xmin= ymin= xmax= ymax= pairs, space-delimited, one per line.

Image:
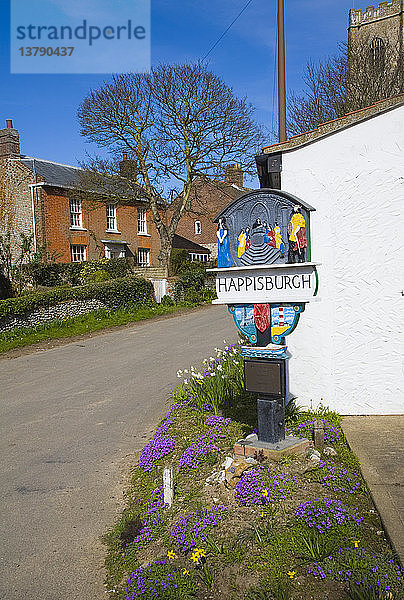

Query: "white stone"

xmin=323 ymin=446 xmax=338 ymax=456
xmin=222 ymin=457 xmax=234 ymax=469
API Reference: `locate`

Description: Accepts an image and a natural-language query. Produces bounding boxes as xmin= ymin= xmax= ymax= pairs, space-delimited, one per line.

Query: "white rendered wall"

xmin=281 ymin=106 xmax=403 ymax=414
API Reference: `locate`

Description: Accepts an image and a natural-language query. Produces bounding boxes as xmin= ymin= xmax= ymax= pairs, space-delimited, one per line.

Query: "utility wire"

xmin=202 ymin=0 xmax=255 ymax=60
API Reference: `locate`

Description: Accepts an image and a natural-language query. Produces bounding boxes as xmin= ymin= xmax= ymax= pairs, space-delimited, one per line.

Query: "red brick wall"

xmin=39 ymin=189 xmax=161 ymax=265
xmin=172 ymin=178 xmax=246 ymax=258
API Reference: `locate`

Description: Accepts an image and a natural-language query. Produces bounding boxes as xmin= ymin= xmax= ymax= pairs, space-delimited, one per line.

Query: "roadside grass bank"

xmin=0 ymin=301 xmax=202 ymax=354
xmin=103 ymin=344 xmax=403 ymax=600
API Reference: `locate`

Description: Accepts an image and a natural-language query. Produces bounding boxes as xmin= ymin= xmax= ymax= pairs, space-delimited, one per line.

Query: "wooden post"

xmin=278 ymin=0 xmax=287 ymax=143
xmin=163 ymin=467 xmax=174 ymax=507
xmin=313 ymin=419 xmax=325 ymax=450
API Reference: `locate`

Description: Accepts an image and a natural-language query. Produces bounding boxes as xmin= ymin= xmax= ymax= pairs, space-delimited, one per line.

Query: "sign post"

xmin=209 ymin=189 xmax=319 ymax=459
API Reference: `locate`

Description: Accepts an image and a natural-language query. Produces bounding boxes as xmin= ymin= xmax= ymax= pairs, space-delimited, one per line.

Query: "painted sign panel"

xmin=214 ymin=189 xmax=315 ymax=268
xmin=211 ymin=263 xmax=318 ymax=305
xmin=228 ymin=303 xmax=304 ymax=346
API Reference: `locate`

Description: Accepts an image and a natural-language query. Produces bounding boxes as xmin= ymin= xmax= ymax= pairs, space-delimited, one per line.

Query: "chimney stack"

xmin=0 ymin=119 xmax=20 ymax=158
xmin=224 ymin=163 xmax=243 ymax=188
xmin=119 ymin=152 xmax=138 ymax=179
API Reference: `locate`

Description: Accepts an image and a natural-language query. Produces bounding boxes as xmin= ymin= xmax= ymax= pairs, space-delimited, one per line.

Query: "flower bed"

xmin=104 ymin=344 xmax=404 ymax=600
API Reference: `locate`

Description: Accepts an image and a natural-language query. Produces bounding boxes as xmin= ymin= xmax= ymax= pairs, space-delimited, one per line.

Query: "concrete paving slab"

xmin=342 ymin=416 xmax=404 ymax=565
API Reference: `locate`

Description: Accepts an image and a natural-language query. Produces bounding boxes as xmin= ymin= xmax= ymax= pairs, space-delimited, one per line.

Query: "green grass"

xmin=0 ymin=302 xmax=199 ymax=354
xmin=102 ymin=348 xmax=404 ymax=600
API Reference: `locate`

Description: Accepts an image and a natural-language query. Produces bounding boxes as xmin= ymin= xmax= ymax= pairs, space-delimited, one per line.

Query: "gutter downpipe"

xmin=30 ymin=159 xmax=37 ymax=253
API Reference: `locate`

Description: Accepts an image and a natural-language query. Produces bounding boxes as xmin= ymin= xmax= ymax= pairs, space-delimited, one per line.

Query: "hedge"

xmin=0 ymin=275 xmax=154 ymax=320
xmin=23 ymin=257 xmax=134 ymax=287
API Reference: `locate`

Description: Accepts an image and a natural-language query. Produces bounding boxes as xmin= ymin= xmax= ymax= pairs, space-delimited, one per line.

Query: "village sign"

xmin=209 ymin=189 xmax=319 ymax=454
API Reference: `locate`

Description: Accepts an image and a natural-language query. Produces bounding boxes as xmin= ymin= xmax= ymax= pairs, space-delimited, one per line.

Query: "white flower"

xmin=184 ymin=369 xmax=189 ymax=374
xmin=217 ymin=365 xmax=223 ymax=371
xmin=209 ymin=357 xmax=215 ymax=362
xmin=177 ymin=370 xmax=183 ymax=377
xmin=184 ymin=379 xmax=188 ymax=385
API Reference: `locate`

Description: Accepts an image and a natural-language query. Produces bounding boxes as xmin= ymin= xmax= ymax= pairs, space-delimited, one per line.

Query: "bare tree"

xmin=288 ymin=37 xmax=403 ymax=136
xmin=78 ymin=63 xmax=263 ymax=267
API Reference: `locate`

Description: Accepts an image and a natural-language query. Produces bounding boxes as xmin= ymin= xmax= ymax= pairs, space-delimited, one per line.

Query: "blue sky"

xmin=1 ymin=0 xmax=365 ymax=169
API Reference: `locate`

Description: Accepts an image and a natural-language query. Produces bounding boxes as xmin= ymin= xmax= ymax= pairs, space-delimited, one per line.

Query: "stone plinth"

xmin=234 ymin=433 xmax=310 ymax=461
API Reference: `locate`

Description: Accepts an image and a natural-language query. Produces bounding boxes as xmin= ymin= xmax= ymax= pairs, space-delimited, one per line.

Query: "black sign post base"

xmin=257 ymin=397 xmax=285 ymax=444
xmin=236 ymin=354 xmax=310 ymax=460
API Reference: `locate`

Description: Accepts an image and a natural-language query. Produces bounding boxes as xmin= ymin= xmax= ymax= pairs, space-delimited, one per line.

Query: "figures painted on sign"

xmin=245 ymin=227 xmax=251 ymax=251
xmin=217 ymin=217 xmax=233 ymax=267
xmin=274 ymin=223 xmax=285 ymax=256
xmin=287 ymin=205 xmax=307 ymax=263
xmin=263 ymin=221 xmax=276 ymax=248
xmin=238 ymin=229 xmax=247 ymax=258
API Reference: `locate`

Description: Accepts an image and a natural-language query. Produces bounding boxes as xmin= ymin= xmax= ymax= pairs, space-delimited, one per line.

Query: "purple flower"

xmin=235 ymin=465 xmax=297 ymax=506
xmin=171 ymin=505 xmax=227 ymax=552
xmin=296 ymin=499 xmax=363 ymax=533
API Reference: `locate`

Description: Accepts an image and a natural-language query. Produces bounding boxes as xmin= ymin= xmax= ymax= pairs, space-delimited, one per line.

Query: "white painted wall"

xmin=281 ymin=106 xmax=404 ymax=414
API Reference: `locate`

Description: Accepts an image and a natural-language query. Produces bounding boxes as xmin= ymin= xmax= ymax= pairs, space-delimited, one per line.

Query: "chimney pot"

xmin=0 ymin=121 xmax=20 ymax=158
xmin=122 ymin=152 xmax=128 ymax=160
xmin=224 ymin=163 xmax=243 ymax=188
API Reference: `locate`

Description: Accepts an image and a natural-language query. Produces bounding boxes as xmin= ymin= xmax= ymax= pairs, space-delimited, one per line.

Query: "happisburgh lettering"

xmin=217 ymin=273 xmax=312 ymax=293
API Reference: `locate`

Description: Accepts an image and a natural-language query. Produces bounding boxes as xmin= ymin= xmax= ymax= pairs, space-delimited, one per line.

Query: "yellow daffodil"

xmin=261 ymin=488 xmax=268 ymax=497
xmin=182 ymin=569 xmax=190 ymax=576
xmin=167 ymin=550 xmax=176 ymax=560
xmin=353 ymin=540 xmax=360 ymax=548
xmin=197 ymin=548 xmax=206 ymax=558
xmin=190 ymin=552 xmax=200 ymax=563
xmin=260 ymin=512 xmax=265 ymax=518
xmin=287 ymin=570 xmax=296 ymax=579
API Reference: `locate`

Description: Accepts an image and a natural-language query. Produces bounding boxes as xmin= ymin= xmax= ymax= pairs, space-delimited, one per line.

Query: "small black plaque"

xmin=244 ymin=359 xmax=286 ymax=397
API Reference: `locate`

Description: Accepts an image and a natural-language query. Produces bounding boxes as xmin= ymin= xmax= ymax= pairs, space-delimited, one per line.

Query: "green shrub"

xmin=90 ymin=270 xmax=111 ymax=283
xmin=0 ymin=272 xmax=13 ymax=300
xmin=175 ymin=265 xmax=206 ymax=301
xmin=170 ymin=248 xmax=191 ymax=275
xmin=25 ymin=257 xmax=134 ymax=287
xmin=160 ymin=294 xmax=175 ymax=306
xmin=0 ymin=275 xmax=154 ymax=320
xmin=79 ymin=261 xmax=112 ymax=284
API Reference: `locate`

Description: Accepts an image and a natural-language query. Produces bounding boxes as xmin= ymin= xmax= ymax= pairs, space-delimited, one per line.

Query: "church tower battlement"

xmin=349 ymin=0 xmax=403 ymax=28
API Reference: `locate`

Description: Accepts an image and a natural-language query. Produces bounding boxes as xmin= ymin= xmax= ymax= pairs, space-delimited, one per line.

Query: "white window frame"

xmin=194 ymin=220 xmax=202 ymax=235
xmin=106 ymin=204 xmax=118 ymax=232
xmin=138 ymin=207 xmax=148 ymax=234
xmin=190 ymin=253 xmax=209 ymax=262
xmin=71 ymin=244 xmax=87 ymax=263
xmin=137 ymin=247 xmax=150 ymax=267
xmin=104 ymin=242 xmax=126 ymax=259
xmin=70 ymin=198 xmax=83 ymax=229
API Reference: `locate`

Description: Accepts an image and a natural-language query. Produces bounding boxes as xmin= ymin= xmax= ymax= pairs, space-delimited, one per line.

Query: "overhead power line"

xmin=202 ymin=0 xmax=255 ymax=60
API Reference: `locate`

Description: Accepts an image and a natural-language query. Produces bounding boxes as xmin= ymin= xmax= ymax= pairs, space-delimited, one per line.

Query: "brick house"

xmin=0 ymin=120 xmax=161 ymax=267
xmin=0 ymin=120 xmax=251 ymax=271
xmin=173 ymin=164 xmax=251 ymax=260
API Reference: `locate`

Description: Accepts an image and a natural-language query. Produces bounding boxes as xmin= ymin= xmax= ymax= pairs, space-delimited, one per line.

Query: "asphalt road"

xmin=0 ymin=304 xmax=237 ymax=600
